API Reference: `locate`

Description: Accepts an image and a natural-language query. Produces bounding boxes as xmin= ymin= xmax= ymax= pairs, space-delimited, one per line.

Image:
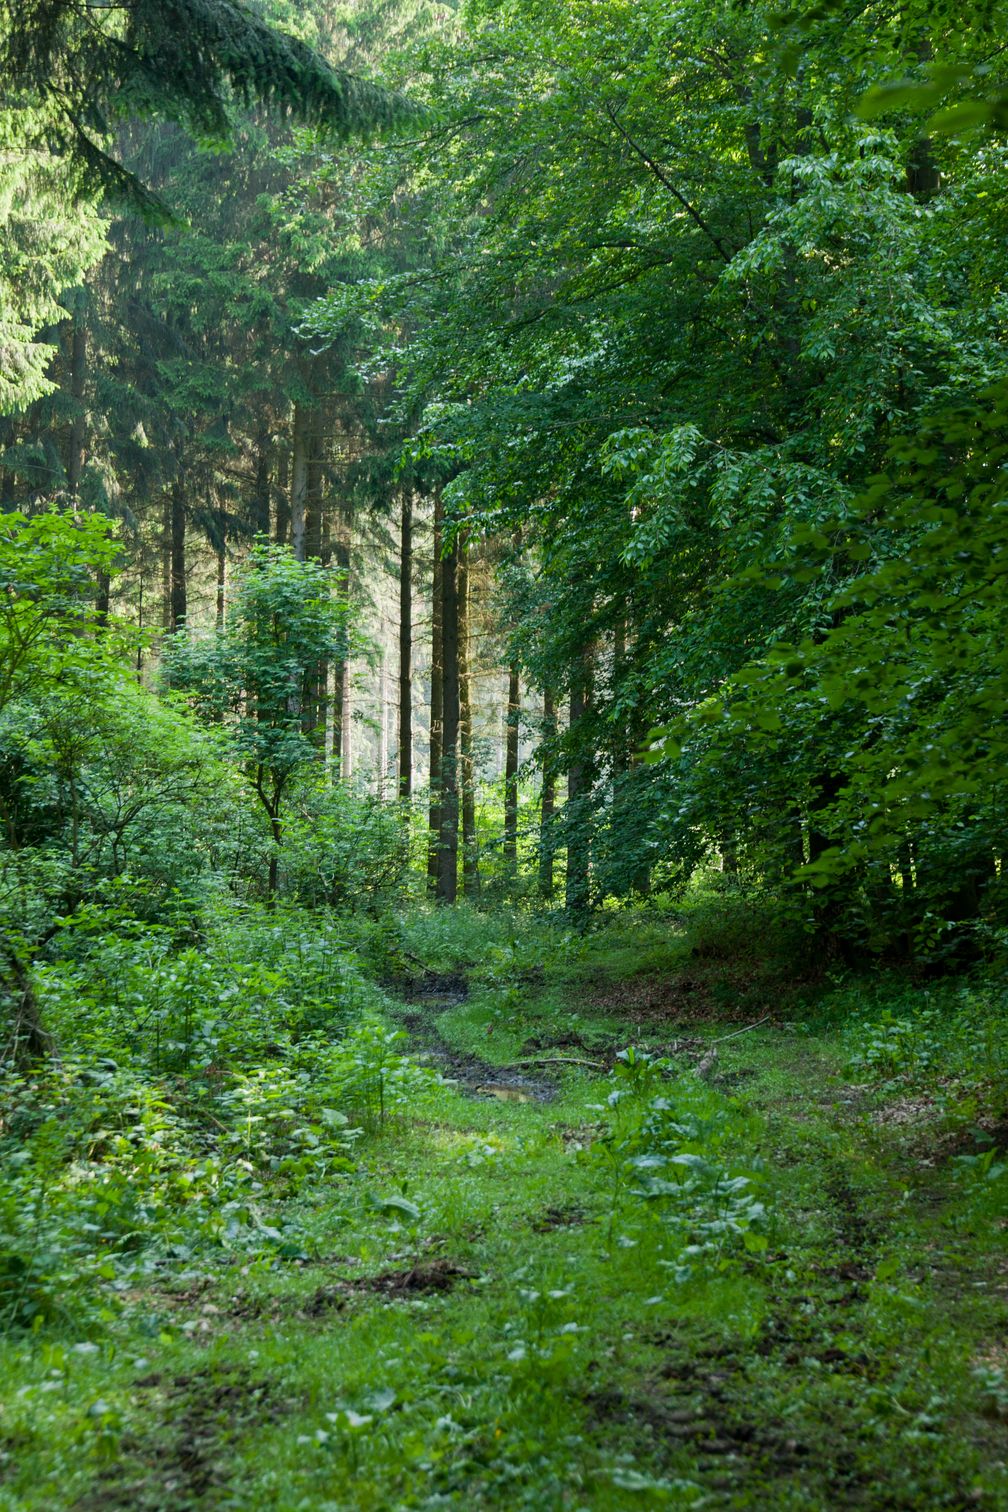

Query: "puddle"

xmin=393 ymin=973 xmax=556 ymax=1102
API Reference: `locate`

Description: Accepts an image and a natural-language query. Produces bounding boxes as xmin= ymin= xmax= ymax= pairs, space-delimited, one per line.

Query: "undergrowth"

xmin=0 ymin=887 xmax=1005 ymax=1508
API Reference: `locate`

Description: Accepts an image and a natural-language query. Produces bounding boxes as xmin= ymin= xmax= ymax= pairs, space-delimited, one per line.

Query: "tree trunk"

xmin=64 ymin=303 xmax=101 ymax=626
xmin=290 ymin=401 xmax=309 ymax=562
xmin=398 ymin=492 xmax=413 ymax=799
xmin=0 ymin=416 xmax=16 ymax=507
xmin=216 ymin=531 xmax=226 ymax=629
xmin=65 ymin=311 xmax=86 ymax=496
xmin=539 ymin=689 xmax=557 ymax=899
xmin=332 ymin=656 xmax=344 ymax=781
xmin=379 ymin=632 xmax=388 ymax=795
xmin=459 ymin=542 xmax=479 ymax=896
xmin=906 ymin=38 xmax=940 ymax=201
xmin=305 ymin=415 xmax=323 ymax=563
xmin=807 ymin=770 xmax=842 ymax=866
xmin=253 ymin=423 xmax=271 ymax=538
xmin=612 ymin=613 xmax=628 ymax=779
xmin=504 ymin=663 xmax=520 ymax=879
xmin=314 ymin=508 xmax=330 ymax=760
xmin=427 ymin=490 xmax=444 ymax=889
xmin=565 ymin=652 xmax=592 ymax=915
xmin=267 ymin=811 xmax=281 ymax=899
xmin=437 ymin=528 xmax=460 ymax=903
xmin=1 ymin=940 xmax=58 ymax=1068
xmin=337 ymin=506 xmax=353 ymax=779
xmin=162 ymin=492 xmax=172 ymax=628
xmin=274 ymin=443 xmax=290 ymax=546
xmin=340 ymin=660 xmax=353 ymax=780
xmin=170 ymin=481 xmax=186 ymax=631
xmin=136 ymin=573 xmax=145 ymax=680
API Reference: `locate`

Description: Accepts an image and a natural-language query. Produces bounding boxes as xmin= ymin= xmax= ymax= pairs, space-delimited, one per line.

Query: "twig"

xmin=709 ymin=1015 xmax=771 ymax=1045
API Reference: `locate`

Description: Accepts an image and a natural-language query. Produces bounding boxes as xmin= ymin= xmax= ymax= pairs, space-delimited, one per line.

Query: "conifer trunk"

xmin=379 ymin=633 xmax=388 ymax=795
xmin=398 ymin=492 xmax=413 ymax=799
xmin=274 ymin=444 xmax=290 ymax=546
xmin=162 ymin=493 xmax=172 ymax=628
xmin=170 ymin=481 xmax=186 ymax=631
xmin=253 ymin=424 xmax=271 ymax=538
xmin=565 ymin=651 xmax=592 ymax=915
xmin=340 ymin=660 xmax=353 ymax=780
xmin=437 ymin=529 xmax=460 ymax=903
xmin=539 ymin=689 xmax=557 ymax=899
xmin=504 ymin=664 xmax=520 ymax=879
xmin=459 ymin=543 xmax=478 ymax=896
xmin=337 ymin=503 xmax=353 ymax=778
xmin=427 ymin=491 xmax=444 ymax=889
xmin=612 ymin=614 xmax=628 ymax=779
xmin=216 ymin=531 xmax=226 ymax=629
xmin=315 ymin=509 xmax=330 ymax=760
xmin=290 ymin=401 xmax=309 ymax=562
xmin=66 ymin=312 xmax=85 ymax=496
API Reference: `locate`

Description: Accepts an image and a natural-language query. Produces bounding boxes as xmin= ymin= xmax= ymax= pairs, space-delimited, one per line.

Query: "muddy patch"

xmin=81 ymin=1366 xmax=289 ymax=1511
xmin=225 ymin=1259 xmax=475 ymax=1323
xmin=531 ymin=1203 xmax=588 ymax=1232
xmin=584 ymin=1380 xmax=810 ymax=1476
xmin=344 ymin=1257 xmax=473 ymax=1296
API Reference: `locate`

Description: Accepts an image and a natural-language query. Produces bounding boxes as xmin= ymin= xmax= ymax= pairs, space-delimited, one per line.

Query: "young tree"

xmin=164 ymin=544 xmax=353 ymax=896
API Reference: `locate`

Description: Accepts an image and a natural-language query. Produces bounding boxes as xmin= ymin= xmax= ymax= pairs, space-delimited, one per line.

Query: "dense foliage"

xmin=301 ymin=0 xmax=1008 ymax=957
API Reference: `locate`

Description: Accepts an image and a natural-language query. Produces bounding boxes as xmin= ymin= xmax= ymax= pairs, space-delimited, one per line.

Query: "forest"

xmin=0 ymin=0 xmax=1006 ymax=1506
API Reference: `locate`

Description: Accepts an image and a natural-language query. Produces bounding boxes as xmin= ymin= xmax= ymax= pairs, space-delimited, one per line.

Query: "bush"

xmin=279 ymin=778 xmax=411 ymax=910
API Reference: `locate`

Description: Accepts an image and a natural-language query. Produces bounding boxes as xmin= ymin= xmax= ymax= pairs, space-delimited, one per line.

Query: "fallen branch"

xmin=709 ymin=1015 xmax=771 ymax=1045
xmin=511 ymin=1055 xmax=604 ymax=1071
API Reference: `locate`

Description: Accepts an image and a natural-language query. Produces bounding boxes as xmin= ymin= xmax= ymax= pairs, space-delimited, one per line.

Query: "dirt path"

xmin=392 ymin=972 xmax=558 ymax=1102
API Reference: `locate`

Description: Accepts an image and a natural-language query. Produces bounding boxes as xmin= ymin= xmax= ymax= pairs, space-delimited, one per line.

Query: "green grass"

xmin=1 ymin=899 xmax=1006 ymax=1509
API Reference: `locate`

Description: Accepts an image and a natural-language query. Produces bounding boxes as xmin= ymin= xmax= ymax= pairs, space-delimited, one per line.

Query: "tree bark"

xmin=459 ymin=542 xmax=479 ymax=896
xmin=504 ymin=663 xmax=520 ymax=879
xmin=290 ymin=400 xmax=309 ymax=562
xmin=216 ymin=530 xmax=226 ymax=629
xmin=162 ymin=492 xmax=172 ymax=628
xmin=305 ymin=414 xmax=323 ymax=563
xmin=337 ymin=504 xmax=353 ymax=779
xmin=539 ymin=689 xmax=557 ymax=899
xmin=274 ymin=442 xmax=290 ymax=546
xmin=612 ymin=613 xmax=628 ymax=778
xmin=427 ymin=490 xmax=444 ymax=889
xmin=340 ymin=659 xmax=352 ymax=780
xmin=66 ymin=311 xmax=86 ymax=496
xmin=437 ymin=527 xmax=460 ymax=903
xmin=807 ymin=770 xmax=842 ymax=866
xmin=253 ymin=423 xmax=272 ymax=538
xmin=1 ymin=940 xmax=57 ymax=1069
xmin=332 ymin=654 xmax=344 ymax=781
xmin=565 ymin=651 xmax=592 ymax=915
xmin=314 ymin=508 xmax=330 ymax=760
xmin=170 ymin=481 xmax=186 ymax=631
xmin=379 ymin=633 xmax=389 ymax=795
xmin=398 ymin=492 xmax=413 ymax=798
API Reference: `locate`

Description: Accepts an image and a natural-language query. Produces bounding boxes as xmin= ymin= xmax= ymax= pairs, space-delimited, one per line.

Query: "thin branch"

xmin=604 ymin=102 xmax=734 ymax=265
xmin=709 ymin=1015 xmax=771 ymax=1044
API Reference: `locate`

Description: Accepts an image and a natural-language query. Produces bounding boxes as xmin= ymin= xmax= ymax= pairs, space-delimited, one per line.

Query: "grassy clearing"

xmin=1 ymin=897 xmax=1006 ymax=1510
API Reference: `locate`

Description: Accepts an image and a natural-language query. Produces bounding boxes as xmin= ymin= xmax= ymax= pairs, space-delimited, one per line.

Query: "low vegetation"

xmin=1 ymin=886 xmax=1005 ymax=1509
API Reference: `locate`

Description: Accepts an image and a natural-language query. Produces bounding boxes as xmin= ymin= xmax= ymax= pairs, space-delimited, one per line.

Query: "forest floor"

xmin=2 ymin=898 xmax=1007 ymax=1510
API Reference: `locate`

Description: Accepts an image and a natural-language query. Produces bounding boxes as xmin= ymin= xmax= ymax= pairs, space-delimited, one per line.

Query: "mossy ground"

xmin=1 ymin=897 xmax=1005 ymax=1510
